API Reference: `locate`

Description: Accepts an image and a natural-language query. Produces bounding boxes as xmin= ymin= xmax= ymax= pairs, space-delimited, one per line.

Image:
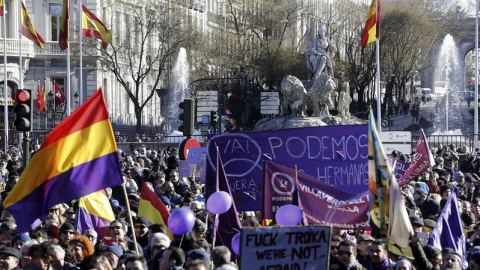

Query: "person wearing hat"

xmin=469 ymin=247 xmax=480 ymax=270
xmin=68 ymin=235 xmax=94 ymax=266
xmin=58 ymin=222 xmax=76 ymax=247
xmin=0 ymin=245 xmax=21 ymax=270
xmin=64 ymin=208 xmax=76 ymax=224
xmin=134 ymin=217 xmax=151 ymax=248
xmin=356 ymin=234 xmax=374 ymax=269
xmin=103 ymin=243 xmax=124 ymax=269
xmin=413 ymin=185 xmax=439 ymax=220
xmin=465 ymin=174 xmax=480 ymax=202
xmin=11 ymin=234 xmax=31 ymax=251
xmin=186 ymin=249 xmax=211 ymax=269
xmin=443 ymin=252 xmax=463 ymax=269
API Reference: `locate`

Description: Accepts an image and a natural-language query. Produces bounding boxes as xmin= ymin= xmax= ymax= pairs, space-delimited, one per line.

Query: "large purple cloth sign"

xmin=206 ymin=124 xmax=369 ymax=211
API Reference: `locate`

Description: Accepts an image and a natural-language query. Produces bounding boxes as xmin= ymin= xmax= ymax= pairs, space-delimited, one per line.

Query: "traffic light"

xmin=14 ymin=89 xmax=33 ymax=132
xmin=178 ymin=98 xmax=195 ymax=136
xmin=210 ymin=110 xmax=217 ymax=127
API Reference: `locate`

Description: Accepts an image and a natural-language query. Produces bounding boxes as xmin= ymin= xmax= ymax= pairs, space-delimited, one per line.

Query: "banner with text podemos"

xmin=206 ymin=124 xmax=368 ymax=211
xmin=240 ymin=226 xmax=330 ymax=270
xmin=264 ymin=161 xmax=371 ymax=230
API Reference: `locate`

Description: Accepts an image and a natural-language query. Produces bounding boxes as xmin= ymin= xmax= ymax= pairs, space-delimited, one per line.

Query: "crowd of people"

xmin=1 ymin=138 xmax=480 ymax=269
xmin=0 ymin=144 xmax=249 ymax=270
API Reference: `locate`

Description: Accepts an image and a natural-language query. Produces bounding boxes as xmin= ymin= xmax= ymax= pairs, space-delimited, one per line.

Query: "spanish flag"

xmin=3 ymin=88 xmax=123 ymax=233
xmin=361 ymin=0 xmax=380 ymax=48
xmin=82 ymin=5 xmax=111 ymax=49
xmin=58 ymin=0 xmax=69 ymax=51
xmin=0 ymin=0 xmax=4 ymax=16
xmin=77 ymin=189 xmax=115 ymax=238
xmin=21 ymin=1 xmax=45 ymax=49
xmin=138 ymin=182 xmax=173 ymax=239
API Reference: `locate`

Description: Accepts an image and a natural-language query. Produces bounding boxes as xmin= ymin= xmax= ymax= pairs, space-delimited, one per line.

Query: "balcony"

xmin=0 ymin=39 xmax=67 ymax=58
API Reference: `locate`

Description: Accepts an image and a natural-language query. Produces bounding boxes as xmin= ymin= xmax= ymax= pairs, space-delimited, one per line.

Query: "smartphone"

xmin=418 ymin=232 xmax=429 ymax=239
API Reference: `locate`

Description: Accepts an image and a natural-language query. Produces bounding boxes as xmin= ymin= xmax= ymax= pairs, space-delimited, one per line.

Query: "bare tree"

xmin=94 ymin=3 xmax=197 ymax=132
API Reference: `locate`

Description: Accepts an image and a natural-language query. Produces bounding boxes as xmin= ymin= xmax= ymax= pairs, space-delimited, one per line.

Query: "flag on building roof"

xmin=0 ymin=0 xmax=4 ymax=16
xmin=53 ymin=81 xmax=66 ymax=104
xmin=77 ymin=189 xmax=115 ymax=238
xmin=82 ymin=5 xmax=111 ymax=49
xmin=361 ymin=0 xmax=380 ymax=48
xmin=58 ymin=0 xmax=69 ymax=51
xmin=35 ymin=80 xmax=45 ymax=112
xmin=428 ymin=188 xmax=467 ymax=266
xmin=3 ymin=88 xmax=123 ymax=233
xmin=369 ymin=110 xmax=413 ymax=257
xmin=138 ymin=182 xmax=173 ymax=239
xmin=21 ymin=1 xmax=45 ymax=49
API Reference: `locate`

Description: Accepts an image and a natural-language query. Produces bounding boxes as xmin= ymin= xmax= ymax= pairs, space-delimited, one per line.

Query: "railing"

xmin=411 ymin=132 xmax=473 ymax=153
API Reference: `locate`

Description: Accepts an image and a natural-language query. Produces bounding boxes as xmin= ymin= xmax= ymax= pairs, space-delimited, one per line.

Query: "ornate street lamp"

xmin=74 ymin=91 xmax=79 ymax=109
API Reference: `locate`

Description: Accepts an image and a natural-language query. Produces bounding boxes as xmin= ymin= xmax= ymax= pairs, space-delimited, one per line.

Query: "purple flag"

xmin=214 ymin=152 xmax=243 ymax=253
xmin=398 ymin=132 xmax=431 ymax=186
xmin=428 ymin=187 xmax=466 ymax=263
xmin=263 ymin=161 xmax=370 ymax=230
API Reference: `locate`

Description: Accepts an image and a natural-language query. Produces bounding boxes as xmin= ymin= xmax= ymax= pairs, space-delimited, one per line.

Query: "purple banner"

xmin=393 ymin=159 xmax=410 ymax=180
xmin=264 ymin=161 xmax=371 ymax=230
xmin=206 ymin=124 xmax=369 ymax=211
xmin=398 ymin=133 xmax=431 ymax=186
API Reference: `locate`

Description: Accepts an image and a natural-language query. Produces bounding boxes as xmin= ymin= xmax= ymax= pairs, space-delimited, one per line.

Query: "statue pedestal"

xmin=253 ymin=115 xmax=366 ymax=131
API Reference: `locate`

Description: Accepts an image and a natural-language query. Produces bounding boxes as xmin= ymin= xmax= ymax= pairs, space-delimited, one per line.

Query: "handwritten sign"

xmin=240 ymin=226 xmax=330 ymax=270
xmin=207 ymin=124 xmax=368 ymax=211
xmin=186 ymin=147 xmax=206 ymax=164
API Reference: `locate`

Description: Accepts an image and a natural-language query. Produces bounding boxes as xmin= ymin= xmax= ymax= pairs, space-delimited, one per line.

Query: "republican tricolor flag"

xmin=3 ymin=88 xmax=123 ymax=233
xmin=0 ymin=0 xmax=4 ymax=16
xmin=361 ymin=0 xmax=380 ymax=48
xmin=77 ymin=189 xmax=115 ymax=238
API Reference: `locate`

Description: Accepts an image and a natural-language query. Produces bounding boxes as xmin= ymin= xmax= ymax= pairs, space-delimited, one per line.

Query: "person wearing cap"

xmin=0 ymin=245 xmax=21 ymax=270
xmin=465 ymin=175 xmax=480 ymax=202
xmin=58 ymin=223 xmax=77 ymax=247
xmin=413 ymin=185 xmax=439 ymax=220
xmin=134 ymin=217 xmax=151 ymax=248
xmin=11 ymin=234 xmax=31 ymax=251
xmin=356 ymin=234 xmax=374 ymax=269
xmin=103 ymin=243 xmax=124 ymax=269
xmin=185 ymin=259 xmax=208 ymax=270
xmin=186 ymin=249 xmax=211 ymax=269
xmin=64 ymin=208 xmax=76 ymax=224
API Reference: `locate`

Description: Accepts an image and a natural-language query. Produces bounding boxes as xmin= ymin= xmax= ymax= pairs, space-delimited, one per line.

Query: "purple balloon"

xmin=168 ymin=207 xmax=196 ymax=235
xmin=275 ymin=204 xmax=302 ymax=226
xmin=231 ymin=233 xmax=240 ymax=255
xmin=206 ymin=191 xmax=232 ymax=214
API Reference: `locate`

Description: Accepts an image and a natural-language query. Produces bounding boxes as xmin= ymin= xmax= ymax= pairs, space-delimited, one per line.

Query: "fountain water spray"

xmin=435 ymin=34 xmax=462 ymax=132
xmin=169 ymin=48 xmax=190 ymax=131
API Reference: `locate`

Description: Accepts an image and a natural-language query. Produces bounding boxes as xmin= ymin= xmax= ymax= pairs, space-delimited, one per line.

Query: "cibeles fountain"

xmin=254 ymin=25 xmax=364 ymax=131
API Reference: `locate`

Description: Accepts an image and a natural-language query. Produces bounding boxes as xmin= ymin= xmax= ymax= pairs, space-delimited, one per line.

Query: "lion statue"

xmin=308 ymin=73 xmax=337 ymax=116
xmin=280 ymin=75 xmax=307 ymax=116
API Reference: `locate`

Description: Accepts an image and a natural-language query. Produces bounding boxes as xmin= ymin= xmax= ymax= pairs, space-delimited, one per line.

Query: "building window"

xmin=49 ymin=3 xmax=62 ymax=41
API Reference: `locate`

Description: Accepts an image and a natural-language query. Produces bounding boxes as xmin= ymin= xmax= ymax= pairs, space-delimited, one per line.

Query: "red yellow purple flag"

xmin=361 ymin=0 xmax=380 ymax=48
xmin=58 ymin=0 xmax=69 ymax=51
xmin=82 ymin=5 xmax=111 ymax=49
xmin=77 ymin=189 xmax=115 ymax=238
xmin=3 ymin=88 xmax=123 ymax=233
xmin=0 ymin=0 xmax=4 ymax=16
xmin=21 ymin=1 xmax=45 ymax=49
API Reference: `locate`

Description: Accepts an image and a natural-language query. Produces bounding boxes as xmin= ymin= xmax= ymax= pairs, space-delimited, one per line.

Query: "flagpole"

xmin=18 ymin=0 xmax=23 ymax=146
xmin=475 ymin=0 xmax=478 ymax=151
xmin=3 ymin=4 xmax=7 ymax=153
xmin=375 ymin=0 xmax=381 ymax=132
xmin=212 ymin=148 xmax=220 ymax=250
xmin=66 ymin=46 xmax=71 ymax=115
xmin=121 ymin=184 xmax=140 ymax=255
xmin=79 ymin=0 xmax=83 ymax=104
